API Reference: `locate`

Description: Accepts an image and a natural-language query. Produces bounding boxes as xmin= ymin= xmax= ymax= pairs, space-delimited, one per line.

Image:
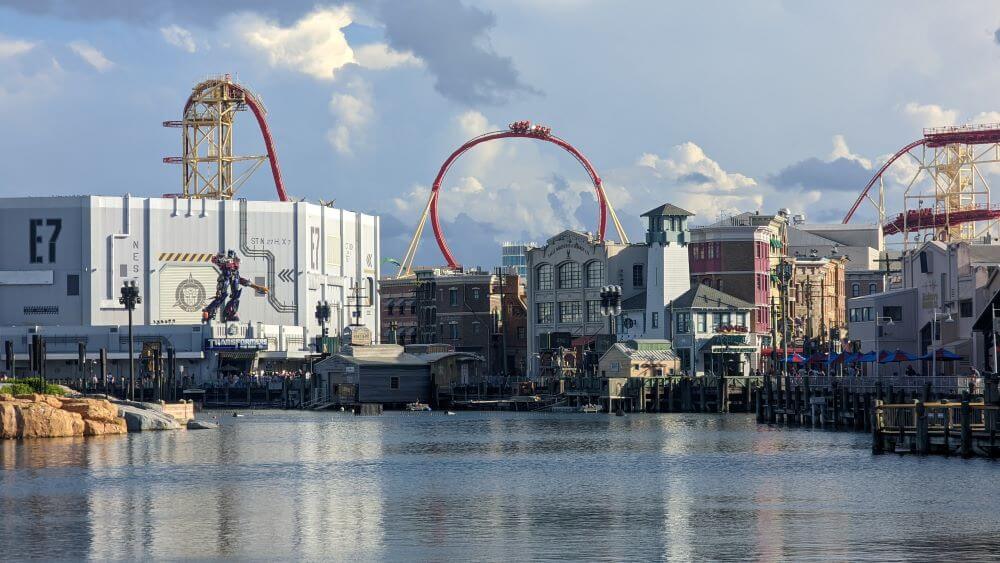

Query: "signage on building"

xmin=345 ymin=326 xmax=371 ymax=346
xmin=205 ymin=338 xmax=268 ymax=351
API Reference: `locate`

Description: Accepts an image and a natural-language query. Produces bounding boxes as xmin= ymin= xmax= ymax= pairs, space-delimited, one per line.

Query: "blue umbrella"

xmin=858 ymin=351 xmax=879 ymax=363
xmin=919 ymin=349 xmax=962 ymax=361
xmin=784 ymin=353 xmax=808 ymax=364
xmin=880 ymin=349 xmax=918 ymax=364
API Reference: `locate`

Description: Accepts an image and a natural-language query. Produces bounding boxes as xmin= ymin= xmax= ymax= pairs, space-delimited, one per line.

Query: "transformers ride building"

xmin=0 ymin=76 xmax=380 ymax=383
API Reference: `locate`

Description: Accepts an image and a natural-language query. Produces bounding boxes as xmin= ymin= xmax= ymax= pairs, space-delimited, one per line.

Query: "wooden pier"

xmin=757 ymin=372 xmax=1000 ymax=458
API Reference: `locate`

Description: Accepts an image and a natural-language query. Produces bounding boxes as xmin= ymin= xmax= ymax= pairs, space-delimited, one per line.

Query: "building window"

xmin=559 ymin=301 xmax=582 ymax=323
xmin=585 ymin=261 xmax=605 ymax=288
xmin=632 ymin=264 xmax=644 ymax=287
xmin=734 ymin=313 xmax=746 ymax=327
xmin=559 ymin=262 xmax=582 ymax=289
xmin=651 ymin=312 xmax=659 ymax=328
xmin=449 ymin=288 xmax=458 ymax=306
xmin=717 ymin=279 xmax=723 ymax=291
xmin=449 ymin=323 xmax=459 ymax=340
xmin=472 ymin=288 xmax=481 ymax=300
xmin=868 ymin=283 xmax=877 ymax=295
xmin=537 ymin=264 xmax=553 ymax=290
xmin=676 ymin=312 xmax=690 ymax=333
xmin=390 ymin=376 xmax=400 ymax=390
xmin=410 ymin=303 xmax=416 ymax=314
xmin=851 ymin=283 xmax=860 ymax=297
xmin=517 ymin=326 xmax=526 ymax=341
xmin=537 ymin=302 xmax=554 ymax=324
xmin=586 ymin=300 xmax=602 ymax=322
xmin=386 ymin=305 xmax=394 ymax=316
xmin=67 ymin=274 xmax=79 ymax=296
xmin=472 ymin=321 xmax=481 ymax=334
xmin=696 ymin=313 xmax=707 ymax=332
xmin=960 ymin=300 xmax=973 ymax=318
xmin=882 ymin=306 xmax=902 ymax=322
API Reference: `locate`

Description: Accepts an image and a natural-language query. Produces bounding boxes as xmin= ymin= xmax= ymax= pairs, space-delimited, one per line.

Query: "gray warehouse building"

xmin=0 ymin=194 xmax=380 ymax=383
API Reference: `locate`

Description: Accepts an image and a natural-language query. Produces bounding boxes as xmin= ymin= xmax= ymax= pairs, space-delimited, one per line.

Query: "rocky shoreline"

xmin=0 ymin=393 xmax=191 ymax=439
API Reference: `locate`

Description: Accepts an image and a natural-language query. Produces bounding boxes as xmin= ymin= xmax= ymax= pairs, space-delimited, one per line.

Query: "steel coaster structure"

xmin=843 ymin=122 xmax=1000 ymax=249
xmin=164 ymin=74 xmax=289 ymax=201
xmin=397 ymin=120 xmax=630 ymax=278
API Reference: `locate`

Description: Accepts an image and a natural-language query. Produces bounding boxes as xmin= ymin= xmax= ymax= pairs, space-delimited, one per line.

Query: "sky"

xmin=2 ymin=0 xmax=1000 ymax=269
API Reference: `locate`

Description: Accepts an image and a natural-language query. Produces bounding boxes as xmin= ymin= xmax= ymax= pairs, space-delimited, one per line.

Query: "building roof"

xmin=609 ymin=342 xmax=680 ymax=362
xmin=316 ymin=350 xmax=484 ymax=368
xmin=787 ymin=226 xmax=840 ymax=248
xmin=670 ymin=283 xmax=754 ymax=310
xmin=969 ymin=244 xmax=1000 ymax=265
xmin=621 ymin=292 xmax=647 ymax=310
xmin=641 ymin=203 xmax=695 ymax=217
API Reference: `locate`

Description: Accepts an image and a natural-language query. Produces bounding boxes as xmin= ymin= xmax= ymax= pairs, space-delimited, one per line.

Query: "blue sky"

xmin=2 ymin=0 xmax=1000 ymax=268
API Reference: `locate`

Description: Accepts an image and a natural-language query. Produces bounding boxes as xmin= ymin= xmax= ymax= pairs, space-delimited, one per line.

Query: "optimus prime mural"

xmin=202 ymin=250 xmax=269 ymax=323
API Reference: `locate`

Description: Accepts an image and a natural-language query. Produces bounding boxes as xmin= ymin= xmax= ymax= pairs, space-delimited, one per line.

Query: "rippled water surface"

xmin=2 ymin=411 xmax=999 ymax=561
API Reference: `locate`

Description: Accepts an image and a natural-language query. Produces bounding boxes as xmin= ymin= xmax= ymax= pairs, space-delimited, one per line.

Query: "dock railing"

xmin=793 ymin=375 xmax=980 ymax=395
xmin=873 ymin=396 xmax=1000 ymax=457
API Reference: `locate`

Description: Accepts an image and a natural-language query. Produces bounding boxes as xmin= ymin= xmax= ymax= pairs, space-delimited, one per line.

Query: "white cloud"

xmin=354 ymin=43 xmax=421 ymax=70
xmin=901 ymin=102 xmax=958 ymax=128
xmin=160 ymin=25 xmax=197 ymax=53
xmin=0 ymin=35 xmax=36 ymax=59
xmin=230 ymin=8 xmax=356 ymax=80
xmin=970 ymin=111 xmax=1000 ymax=125
xmin=636 ymin=142 xmax=757 ymax=192
xmin=68 ymin=41 xmax=114 ymax=72
xmin=829 ymin=134 xmax=872 ymax=169
xmin=326 ymin=78 xmax=374 ymax=156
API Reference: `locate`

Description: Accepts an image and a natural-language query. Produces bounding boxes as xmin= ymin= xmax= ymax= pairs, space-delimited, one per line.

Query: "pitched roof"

xmin=641 ymin=203 xmax=695 ymax=217
xmin=621 ymin=292 xmax=647 ymax=310
xmin=610 ymin=342 xmax=680 ymax=362
xmin=670 ymin=283 xmax=754 ymax=310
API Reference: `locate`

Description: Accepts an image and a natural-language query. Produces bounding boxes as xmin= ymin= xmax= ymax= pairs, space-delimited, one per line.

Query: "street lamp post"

xmin=315 ymin=300 xmax=332 ymax=353
xmin=119 ymin=280 xmax=141 ymax=401
xmin=930 ymin=307 xmax=954 ymax=377
xmin=599 ymin=285 xmax=623 ymax=338
xmin=775 ymin=261 xmax=794 ymax=376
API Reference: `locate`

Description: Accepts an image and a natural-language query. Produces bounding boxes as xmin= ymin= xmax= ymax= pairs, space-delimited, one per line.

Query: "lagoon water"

xmin=2 ymin=411 xmax=999 ymax=561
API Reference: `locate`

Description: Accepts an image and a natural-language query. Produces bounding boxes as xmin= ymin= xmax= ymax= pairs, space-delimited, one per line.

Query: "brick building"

xmin=379 ymin=276 xmax=419 ymax=345
xmin=689 ymin=212 xmax=784 ymax=335
xmin=790 ymin=255 xmax=848 ymax=354
xmin=410 ymin=268 xmax=527 ymax=376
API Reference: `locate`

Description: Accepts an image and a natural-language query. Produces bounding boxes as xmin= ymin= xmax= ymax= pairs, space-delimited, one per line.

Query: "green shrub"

xmin=3 ymin=378 xmax=65 ymax=396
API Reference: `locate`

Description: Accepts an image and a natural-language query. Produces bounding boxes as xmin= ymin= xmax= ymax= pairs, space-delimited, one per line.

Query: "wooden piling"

xmin=915 ymin=401 xmax=929 ymax=455
xmin=961 ymin=393 xmax=973 ymax=458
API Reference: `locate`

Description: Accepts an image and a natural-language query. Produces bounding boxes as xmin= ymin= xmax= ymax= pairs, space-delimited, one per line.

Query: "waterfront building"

xmin=789 ymin=254 xmax=848 ymax=355
xmin=501 ymin=242 xmax=536 ymax=278
xmin=525 ymin=203 xmax=692 ymax=378
xmin=849 ymin=240 xmax=1000 ymax=373
xmin=411 ymin=267 xmax=523 ymax=376
xmin=665 ymin=284 xmax=760 ymax=376
xmin=379 ymin=276 xmax=419 ymax=345
xmin=312 ymin=342 xmax=484 ymax=408
xmin=689 ymin=212 xmax=781 ymax=335
xmin=0 ymin=195 xmax=380 ymax=383
xmin=597 ymin=340 xmax=681 ymax=378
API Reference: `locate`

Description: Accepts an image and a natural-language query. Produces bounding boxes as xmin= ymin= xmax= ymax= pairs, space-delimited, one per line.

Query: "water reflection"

xmin=2 ymin=411 xmax=1000 ymax=560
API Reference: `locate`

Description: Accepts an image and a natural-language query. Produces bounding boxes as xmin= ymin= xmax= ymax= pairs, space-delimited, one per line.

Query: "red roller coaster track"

xmin=176 ymin=79 xmax=289 ymax=202
xmin=429 ymin=121 xmax=609 ymax=269
xmin=843 ymin=125 xmax=1000 ymax=233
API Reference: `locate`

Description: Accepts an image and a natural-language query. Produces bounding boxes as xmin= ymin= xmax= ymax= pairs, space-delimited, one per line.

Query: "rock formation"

xmin=0 ymin=394 xmax=128 ymax=439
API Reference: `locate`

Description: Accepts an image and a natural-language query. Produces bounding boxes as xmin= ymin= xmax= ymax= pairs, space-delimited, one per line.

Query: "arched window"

xmin=585 ymin=261 xmax=605 ymax=288
xmin=851 ymin=283 xmax=860 ymax=298
xmin=537 ymin=264 xmax=553 ymax=290
xmin=868 ymin=283 xmax=877 ymax=295
xmin=559 ymin=262 xmax=581 ymax=289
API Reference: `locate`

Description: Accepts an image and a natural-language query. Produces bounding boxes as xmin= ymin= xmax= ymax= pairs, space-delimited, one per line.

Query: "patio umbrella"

xmin=919 ymin=349 xmax=962 ymax=361
xmin=879 ymin=349 xmax=918 ymax=364
xmin=858 ymin=351 xmax=879 ymax=363
xmin=784 ymin=353 xmax=807 ymax=363
xmin=826 ymin=352 xmax=843 ymax=365
xmin=807 ymin=352 xmax=827 ymax=364
xmin=842 ymin=352 xmax=860 ymax=364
